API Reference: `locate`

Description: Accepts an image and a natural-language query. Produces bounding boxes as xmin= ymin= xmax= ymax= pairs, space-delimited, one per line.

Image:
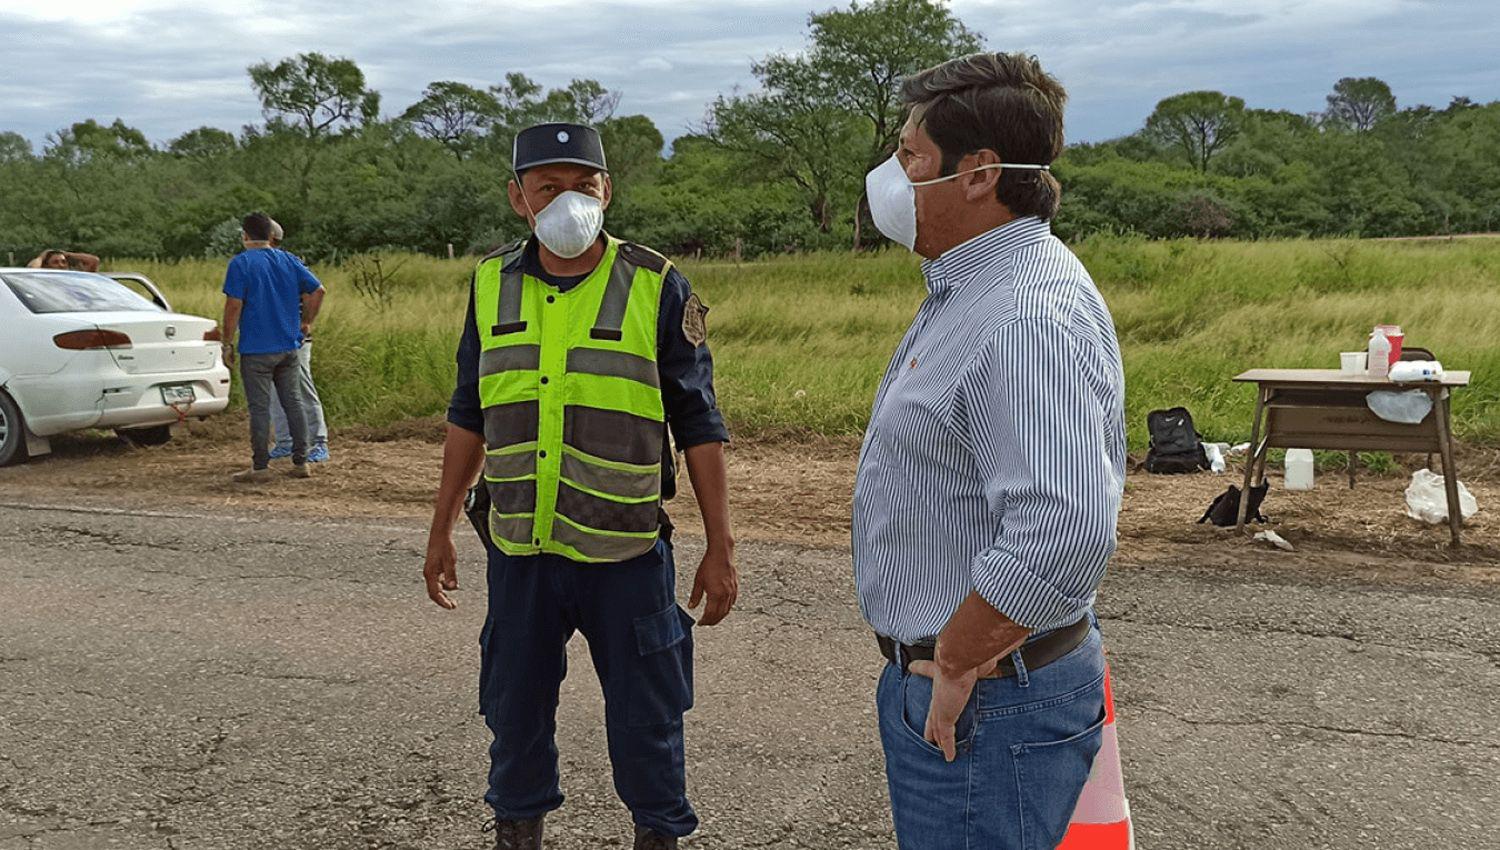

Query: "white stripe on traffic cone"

xmin=1058 ymin=665 xmax=1135 ymax=849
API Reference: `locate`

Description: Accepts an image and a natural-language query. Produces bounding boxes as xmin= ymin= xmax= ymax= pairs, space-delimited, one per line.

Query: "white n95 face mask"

xmin=864 ymin=154 xmax=1051 ymax=251
xmin=530 ymin=190 xmax=605 ymax=259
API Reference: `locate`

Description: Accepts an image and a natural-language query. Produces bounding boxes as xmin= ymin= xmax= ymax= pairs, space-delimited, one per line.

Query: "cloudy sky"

xmin=2 ymin=0 xmax=1497 ymax=153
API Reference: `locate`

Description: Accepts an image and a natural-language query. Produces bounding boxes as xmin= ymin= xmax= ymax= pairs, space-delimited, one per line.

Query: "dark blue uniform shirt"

xmin=447 ymin=238 xmax=729 ymax=449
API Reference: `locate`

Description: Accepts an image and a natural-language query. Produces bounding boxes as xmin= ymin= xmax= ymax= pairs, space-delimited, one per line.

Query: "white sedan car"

xmin=0 ymin=268 xmax=231 ymax=465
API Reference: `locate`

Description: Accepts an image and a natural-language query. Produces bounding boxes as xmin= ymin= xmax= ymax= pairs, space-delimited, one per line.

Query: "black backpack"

xmin=1144 ymin=407 xmax=1210 ymax=474
xmin=1199 ymin=483 xmax=1269 ymax=527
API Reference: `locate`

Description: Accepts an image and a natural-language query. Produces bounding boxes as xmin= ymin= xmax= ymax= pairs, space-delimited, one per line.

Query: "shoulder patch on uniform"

xmin=618 ymin=242 xmax=669 ymax=274
xmin=481 ymin=239 xmax=527 ymax=268
xmin=682 ymin=293 xmax=709 ymax=347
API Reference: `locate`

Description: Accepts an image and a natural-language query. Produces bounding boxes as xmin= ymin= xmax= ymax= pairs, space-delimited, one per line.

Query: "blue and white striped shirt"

xmin=852 ymin=216 xmax=1126 ymax=644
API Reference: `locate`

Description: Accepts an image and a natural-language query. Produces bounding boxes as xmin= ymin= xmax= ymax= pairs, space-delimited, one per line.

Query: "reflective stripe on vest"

xmin=473 ymin=237 xmax=668 ymax=563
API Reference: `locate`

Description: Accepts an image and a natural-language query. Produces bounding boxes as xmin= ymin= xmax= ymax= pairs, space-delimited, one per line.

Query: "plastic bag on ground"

xmin=1203 ymin=442 xmax=1227 ymax=474
xmin=1404 ymin=469 xmax=1479 ymax=524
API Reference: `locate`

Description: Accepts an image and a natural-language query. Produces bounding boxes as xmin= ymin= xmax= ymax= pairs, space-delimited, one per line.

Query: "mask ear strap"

xmin=909 ymin=162 xmax=1049 ymax=187
xmin=514 ymin=170 xmax=538 ymax=223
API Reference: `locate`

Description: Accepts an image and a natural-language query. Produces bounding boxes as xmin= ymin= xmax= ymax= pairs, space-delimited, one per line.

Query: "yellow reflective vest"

xmin=473 ymin=236 xmax=670 ymax=562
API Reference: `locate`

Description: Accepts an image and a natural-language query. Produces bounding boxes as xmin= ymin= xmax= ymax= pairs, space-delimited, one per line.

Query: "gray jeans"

xmin=241 ymin=351 xmax=309 ymax=469
xmin=270 ymin=341 xmax=327 ymax=450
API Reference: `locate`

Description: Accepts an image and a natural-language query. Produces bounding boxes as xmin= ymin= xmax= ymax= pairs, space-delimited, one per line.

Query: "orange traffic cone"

xmin=1058 ymin=665 xmax=1134 ymax=849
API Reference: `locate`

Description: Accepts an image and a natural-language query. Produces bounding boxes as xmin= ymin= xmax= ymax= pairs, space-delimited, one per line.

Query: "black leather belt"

xmin=878 ymin=615 xmax=1091 ymax=679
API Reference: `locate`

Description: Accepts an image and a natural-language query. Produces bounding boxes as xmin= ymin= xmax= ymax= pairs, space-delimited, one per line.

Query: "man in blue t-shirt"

xmin=221 ymin=212 xmax=326 ymax=483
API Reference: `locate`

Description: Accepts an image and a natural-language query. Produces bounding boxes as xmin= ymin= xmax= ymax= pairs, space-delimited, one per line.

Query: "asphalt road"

xmin=1 ymin=501 xmax=1496 ymax=849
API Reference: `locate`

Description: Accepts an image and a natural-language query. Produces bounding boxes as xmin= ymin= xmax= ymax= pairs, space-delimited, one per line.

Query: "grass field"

xmin=124 ymin=235 xmax=1500 ymax=450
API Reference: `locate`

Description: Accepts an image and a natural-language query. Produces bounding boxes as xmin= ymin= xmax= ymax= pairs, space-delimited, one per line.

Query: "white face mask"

xmin=864 ymin=154 xmax=1051 ymax=251
xmin=525 ymin=189 xmax=605 ymax=259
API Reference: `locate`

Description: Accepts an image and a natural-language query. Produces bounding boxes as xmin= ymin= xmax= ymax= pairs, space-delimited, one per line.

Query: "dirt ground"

xmin=4 ymin=412 xmax=1497 ymax=587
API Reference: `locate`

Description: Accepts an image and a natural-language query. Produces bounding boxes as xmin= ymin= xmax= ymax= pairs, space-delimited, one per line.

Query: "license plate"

xmin=160 ymin=385 xmax=196 ymax=404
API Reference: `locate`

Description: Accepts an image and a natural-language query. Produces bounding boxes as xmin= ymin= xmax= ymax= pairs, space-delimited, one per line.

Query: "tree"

xmin=804 ymin=0 xmax=982 ymax=167
xmin=399 ymin=81 xmax=500 ymax=158
xmin=597 ymin=114 xmax=664 ymax=186
xmin=492 ymin=73 xmax=547 ymax=130
xmin=707 ymin=0 xmax=981 ymax=243
xmin=248 ymin=53 xmax=380 ymax=205
xmin=1323 ymin=77 xmax=1396 ymax=132
xmin=706 ymin=56 xmax=866 ymax=233
xmin=0 ymin=131 xmax=32 ymax=164
xmin=489 ymin=73 xmax=621 ymax=134
xmin=47 ymin=119 xmax=153 ymax=163
xmin=247 ymin=53 xmax=380 ymax=139
xmin=1445 ymin=96 xmax=1477 ymax=113
xmin=1144 ymin=91 xmax=1246 ymax=172
xmin=169 ymin=127 xmax=238 ymax=160
xmin=561 ymin=79 xmax=621 ymax=124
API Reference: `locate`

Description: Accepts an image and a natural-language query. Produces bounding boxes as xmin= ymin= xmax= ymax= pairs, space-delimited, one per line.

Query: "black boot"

xmin=484 ymin=814 xmax=544 ymax=850
xmin=633 ymin=825 xmax=677 ymax=850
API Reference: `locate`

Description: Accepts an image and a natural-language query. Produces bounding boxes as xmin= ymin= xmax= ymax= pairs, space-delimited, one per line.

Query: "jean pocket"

xmin=625 ymin=604 xmax=695 ymax=726
xmin=1011 ymin=703 xmax=1107 ymax=850
xmin=898 ymin=670 xmax=977 ymax=757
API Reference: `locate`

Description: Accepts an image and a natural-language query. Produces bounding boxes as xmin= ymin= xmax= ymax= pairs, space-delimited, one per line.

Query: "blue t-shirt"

xmin=222 ymin=248 xmax=322 ymax=355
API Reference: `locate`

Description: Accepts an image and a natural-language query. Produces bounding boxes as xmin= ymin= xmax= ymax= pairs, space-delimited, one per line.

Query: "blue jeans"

xmin=479 ymin=538 xmax=697 ymax=837
xmin=877 ymin=618 xmax=1107 ymax=850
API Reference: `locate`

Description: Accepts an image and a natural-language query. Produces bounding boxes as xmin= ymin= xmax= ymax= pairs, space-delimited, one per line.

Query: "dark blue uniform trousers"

xmin=480 ymin=538 xmax=698 ymax=837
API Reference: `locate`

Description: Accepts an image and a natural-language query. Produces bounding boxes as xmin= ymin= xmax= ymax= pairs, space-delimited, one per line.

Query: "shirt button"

xmin=546 ymin=295 xmax=556 ymax=304
xmin=533 ymin=538 xmax=541 ymax=546
xmin=539 ymin=450 xmax=547 ymax=458
xmin=540 ymin=376 xmax=549 ymax=385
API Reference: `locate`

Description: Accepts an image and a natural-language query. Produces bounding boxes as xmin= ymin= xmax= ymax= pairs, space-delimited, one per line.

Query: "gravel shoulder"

xmin=1 ymin=424 xmax=1497 ymax=848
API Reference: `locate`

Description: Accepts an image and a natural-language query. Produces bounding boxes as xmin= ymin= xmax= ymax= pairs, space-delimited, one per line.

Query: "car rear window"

xmin=2 ymin=271 xmax=161 ymax=314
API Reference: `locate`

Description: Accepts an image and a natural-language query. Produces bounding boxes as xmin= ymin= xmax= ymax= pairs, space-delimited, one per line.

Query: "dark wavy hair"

xmin=901 ymin=52 xmax=1067 ymax=220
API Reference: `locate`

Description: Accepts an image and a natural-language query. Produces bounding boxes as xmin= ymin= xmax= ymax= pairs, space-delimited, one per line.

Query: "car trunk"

xmin=88 ymin=312 xmax=220 ymax=375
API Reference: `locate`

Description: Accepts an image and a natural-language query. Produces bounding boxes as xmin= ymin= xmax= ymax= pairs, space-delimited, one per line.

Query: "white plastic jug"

xmin=1284 ymin=448 xmax=1315 ymax=491
xmin=1368 ymin=328 xmax=1391 ymax=378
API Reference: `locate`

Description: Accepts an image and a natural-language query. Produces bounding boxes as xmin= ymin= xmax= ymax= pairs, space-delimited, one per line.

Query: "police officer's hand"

xmin=423 ymin=532 xmax=459 ymax=610
xmin=689 ymin=544 xmax=737 ymax=626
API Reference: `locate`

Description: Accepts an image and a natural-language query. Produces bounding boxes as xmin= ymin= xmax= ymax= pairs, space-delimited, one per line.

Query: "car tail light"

xmin=203 ymin=326 xmax=222 ymax=342
xmin=53 ymin=329 xmax=132 ymax=350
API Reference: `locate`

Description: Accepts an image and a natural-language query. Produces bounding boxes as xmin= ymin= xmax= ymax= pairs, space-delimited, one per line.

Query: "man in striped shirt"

xmin=853 ymin=53 xmax=1126 ymax=850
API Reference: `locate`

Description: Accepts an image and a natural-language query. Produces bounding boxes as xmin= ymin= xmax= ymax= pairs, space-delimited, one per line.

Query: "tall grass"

xmin=123 ymin=235 xmax=1500 ymax=449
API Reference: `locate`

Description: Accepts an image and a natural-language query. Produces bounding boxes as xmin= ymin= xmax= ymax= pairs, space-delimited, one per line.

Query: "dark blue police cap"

xmin=512 ymin=123 xmax=608 ymax=173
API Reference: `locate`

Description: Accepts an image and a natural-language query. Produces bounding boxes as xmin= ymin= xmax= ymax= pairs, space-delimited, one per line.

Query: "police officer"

xmin=422 ymin=122 xmax=738 ymax=850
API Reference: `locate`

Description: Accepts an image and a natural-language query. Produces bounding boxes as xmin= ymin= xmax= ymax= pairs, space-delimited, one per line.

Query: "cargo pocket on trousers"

xmin=626 ymin=603 xmax=695 ymax=726
xmin=1012 ymin=704 xmax=1107 ymax=850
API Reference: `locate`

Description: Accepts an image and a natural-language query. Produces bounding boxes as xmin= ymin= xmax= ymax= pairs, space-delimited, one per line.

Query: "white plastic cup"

xmin=1340 ymin=351 xmax=1368 ymax=373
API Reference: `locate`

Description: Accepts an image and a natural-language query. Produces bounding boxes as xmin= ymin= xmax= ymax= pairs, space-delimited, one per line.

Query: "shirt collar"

xmin=920 ymin=216 xmax=1051 ymax=294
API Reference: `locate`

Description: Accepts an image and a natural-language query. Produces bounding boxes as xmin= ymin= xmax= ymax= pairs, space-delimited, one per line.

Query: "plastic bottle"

xmin=1367 ymin=328 xmax=1391 ymax=379
xmin=1284 ymin=448 xmax=1315 ymax=491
